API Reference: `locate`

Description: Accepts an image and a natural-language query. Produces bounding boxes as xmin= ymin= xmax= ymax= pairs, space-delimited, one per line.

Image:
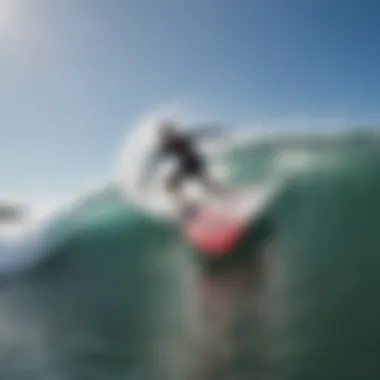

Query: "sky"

xmin=1 ymin=0 xmax=380 ymax=207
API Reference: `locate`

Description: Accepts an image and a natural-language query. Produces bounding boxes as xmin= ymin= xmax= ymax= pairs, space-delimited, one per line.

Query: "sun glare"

xmin=0 ymin=0 xmax=20 ymax=35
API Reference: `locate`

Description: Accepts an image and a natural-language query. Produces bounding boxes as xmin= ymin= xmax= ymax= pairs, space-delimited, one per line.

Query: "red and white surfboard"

xmin=182 ymin=186 xmax=269 ymax=256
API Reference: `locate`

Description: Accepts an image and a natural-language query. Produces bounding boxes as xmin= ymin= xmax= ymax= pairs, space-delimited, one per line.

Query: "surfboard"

xmin=181 ymin=186 xmax=271 ymax=256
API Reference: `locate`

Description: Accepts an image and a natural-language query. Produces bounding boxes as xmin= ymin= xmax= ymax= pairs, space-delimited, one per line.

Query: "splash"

xmin=114 ymin=107 xmax=233 ymax=218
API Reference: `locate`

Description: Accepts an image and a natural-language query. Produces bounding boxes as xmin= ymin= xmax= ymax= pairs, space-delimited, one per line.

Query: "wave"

xmin=1 ymin=126 xmax=377 ymax=278
xmin=0 ymin=125 xmax=379 ymax=378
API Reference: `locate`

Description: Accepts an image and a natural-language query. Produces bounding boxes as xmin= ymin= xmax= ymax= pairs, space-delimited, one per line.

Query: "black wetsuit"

xmin=158 ymin=134 xmax=205 ymax=186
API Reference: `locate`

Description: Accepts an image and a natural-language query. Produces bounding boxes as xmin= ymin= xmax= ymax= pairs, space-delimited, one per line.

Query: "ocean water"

xmin=0 ymin=130 xmax=380 ymax=380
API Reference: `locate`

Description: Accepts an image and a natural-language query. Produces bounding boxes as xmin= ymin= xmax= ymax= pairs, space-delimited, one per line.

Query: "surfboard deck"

xmin=181 ymin=186 xmax=269 ymax=256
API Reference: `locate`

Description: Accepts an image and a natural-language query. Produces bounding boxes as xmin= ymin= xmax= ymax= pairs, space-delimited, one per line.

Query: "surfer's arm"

xmin=186 ymin=124 xmax=226 ymax=140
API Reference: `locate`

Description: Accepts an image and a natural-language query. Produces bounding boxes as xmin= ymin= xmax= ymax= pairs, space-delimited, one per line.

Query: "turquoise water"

xmin=0 ymin=131 xmax=379 ymax=379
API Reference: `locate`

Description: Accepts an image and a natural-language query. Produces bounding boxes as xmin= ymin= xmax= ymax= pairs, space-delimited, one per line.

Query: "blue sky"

xmin=1 ymin=0 xmax=380 ymax=205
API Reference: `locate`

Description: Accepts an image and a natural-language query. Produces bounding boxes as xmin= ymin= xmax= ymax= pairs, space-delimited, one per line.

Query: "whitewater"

xmin=0 ymin=120 xmax=380 ymax=380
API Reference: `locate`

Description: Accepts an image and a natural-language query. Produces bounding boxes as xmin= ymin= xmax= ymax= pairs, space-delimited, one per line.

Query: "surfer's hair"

xmin=157 ymin=119 xmax=178 ymax=136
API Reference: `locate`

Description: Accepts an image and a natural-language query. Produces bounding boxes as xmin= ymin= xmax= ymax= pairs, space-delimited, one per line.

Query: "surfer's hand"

xmin=188 ymin=124 xmax=226 ymax=139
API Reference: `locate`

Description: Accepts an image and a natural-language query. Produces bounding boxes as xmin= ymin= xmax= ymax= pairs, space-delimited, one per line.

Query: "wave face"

xmin=0 ymin=130 xmax=380 ymax=379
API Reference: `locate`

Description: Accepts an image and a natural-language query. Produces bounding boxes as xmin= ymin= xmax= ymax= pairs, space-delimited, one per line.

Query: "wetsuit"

xmin=158 ymin=134 xmax=205 ymax=188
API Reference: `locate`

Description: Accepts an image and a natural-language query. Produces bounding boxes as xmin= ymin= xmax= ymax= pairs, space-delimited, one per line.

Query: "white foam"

xmin=0 ymin=196 xmax=74 ymax=277
xmin=0 ymin=221 xmax=56 ymax=277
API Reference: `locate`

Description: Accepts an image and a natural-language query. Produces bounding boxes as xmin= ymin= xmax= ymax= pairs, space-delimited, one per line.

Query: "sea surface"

xmin=1 ymin=130 xmax=380 ymax=380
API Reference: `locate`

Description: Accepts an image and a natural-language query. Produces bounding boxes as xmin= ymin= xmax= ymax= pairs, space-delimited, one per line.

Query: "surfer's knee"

xmin=201 ymin=174 xmax=217 ymax=191
xmin=166 ymin=177 xmax=181 ymax=193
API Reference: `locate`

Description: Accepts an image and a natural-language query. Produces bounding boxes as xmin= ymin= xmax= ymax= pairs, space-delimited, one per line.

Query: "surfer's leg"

xmin=185 ymin=157 xmax=215 ymax=194
xmin=197 ymin=164 xmax=227 ymax=196
xmin=200 ymin=174 xmax=225 ymax=197
xmin=166 ymin=171 xmax=186 ymax=211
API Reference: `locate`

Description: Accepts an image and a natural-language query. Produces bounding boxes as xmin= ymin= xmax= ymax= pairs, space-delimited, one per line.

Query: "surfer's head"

xmin=157 ymin=119 xmax=178 ymax=141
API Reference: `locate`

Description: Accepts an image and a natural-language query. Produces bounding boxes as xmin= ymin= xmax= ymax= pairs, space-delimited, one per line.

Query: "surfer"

xmin=140 ymin=119 xmax=224 ymax=215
